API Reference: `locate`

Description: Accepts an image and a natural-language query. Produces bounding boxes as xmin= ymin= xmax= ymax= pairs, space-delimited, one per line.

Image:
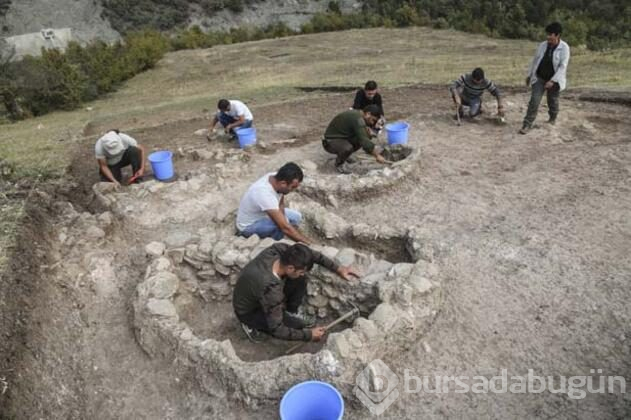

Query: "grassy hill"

xmin=1 ymin=26 xmax=630 ymax=179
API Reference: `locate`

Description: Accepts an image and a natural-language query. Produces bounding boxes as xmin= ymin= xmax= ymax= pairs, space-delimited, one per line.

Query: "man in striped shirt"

xmin=449 ymin=68 xmax=504 ymax=119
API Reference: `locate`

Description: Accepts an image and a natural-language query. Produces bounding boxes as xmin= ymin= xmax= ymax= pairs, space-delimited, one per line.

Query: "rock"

xmin=328 ymin=333 xmax=350 ymax=358
xmin=259 ymin=237 xmax=276 ymax=249
xmin=85 ymin=226 xmax=105 ymax=240
xmin=307 ymin=282 xmax=320 ymax=297
xmin=237 ymin=234 xmax=260 ymax=250
xmin=215 ymin=263 xmax=231 ymax=276
xmin=145 ymin=241 xmax=166 ymax=257
xmin=300 ymin=160 xmax=318 ymax=171
xmin=327 ymin=194 xmax=339 ymax=209
xmin=354 ymin=318 xmax=381 ymax=340
xmin=322 ymin=285 xmax=339 ymax=299
xmin=208 ymin=282 xmax=232 ymax=297
xmin=347 ymin=331 xmax=363 ymax=348
xmin=308 ymin=294 xmax=329 ymax=308
xmin=216 ymin=249 xmax=240 ymax=267
xmin=334 ymin=248 xmax=356 ymax=266
xmin=306 ymin=306 xmax=316 ymax=316
xmin=329 ymin=299 xmax=341 ymax=311
xmin=369 ymin=303 xmax=399 ymax=330
xmin=166 ymin=248 xmax=185 ymax=264
xmin=192 ymin=149 xmax=214 ymax=161
xmin=151 ymin=257 xmax=172 ymax=273
xmin=147 ymin=272 xmax=179 ymax=299
xmin=235 ymin=254 xmax=249 ymax=268
xmin=183 ymin=256 xmax=204 ymax=270
xmin=406 ymin=271 xmax=433 ymax=294
xmin=229 ymin=274 xmax=238 ymax=286
xmin=317 ymin=307 xmax=328 ymax=318
xmin=197 ymin=269 xmax=216 ymax=281
xmin=165 ymin=231 xmax=200 ymax=248
xmin=148 ymin=182 xmax=166 ymax=194
xmin=320 ymin=246 xmax=339 ymax=260
xmin=146 ymin=299 xmax=177 ymax=317
xmin=97 ymin=211 xmax=113 ymax=227
xmin=388 ymin=263 xmax=415 ymax=279
xmin=194 ymin=128 xmax=210 ymax=136
xmin=93 ymin=182 xmax=118 ymax=195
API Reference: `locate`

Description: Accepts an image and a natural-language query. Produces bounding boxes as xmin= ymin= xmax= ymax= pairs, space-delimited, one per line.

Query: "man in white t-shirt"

xmin=95 ymin=130 xmax=145 ymax=186
xmin=236 ymin=162 xmax=312 ymax=244
xmin=210 ymin=99 xmax=254 ymax=138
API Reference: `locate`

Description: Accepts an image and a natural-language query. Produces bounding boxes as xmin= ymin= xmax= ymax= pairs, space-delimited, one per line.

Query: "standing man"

xmin=520 ymin=22 xmax=570 ymax=134
xmin=210 ymin=99 xmax=254 ymax=138
xmin=322 ymin=105 xmax=386 ymax=174
xmin=450 ymin=67 xmax=504 ymax=119
xmin=236 ymin=162 xmax=312 ymax=244
xmin=233 ymin=243 xmax=359 ymax=342
xmin=352 ymin=80 xmax=385 ymax=136
xmin=95 ymin=130 xmax=145 ymax=186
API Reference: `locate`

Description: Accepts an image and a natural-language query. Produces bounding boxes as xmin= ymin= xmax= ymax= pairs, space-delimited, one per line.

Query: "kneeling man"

xmin=233 ymin=243 xmax=358 ymax=342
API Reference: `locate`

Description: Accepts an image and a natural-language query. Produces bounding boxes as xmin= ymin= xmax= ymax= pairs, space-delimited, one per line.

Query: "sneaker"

xmin=335 ymin=162 xmax=353 ymax=174
xmin=518 ymin=126 xmax=530 ymax=135
xmin=547 ymin=118 xmax=556 ymax=125
xmin=284 ymin=309 xmax=316 ymax=328
xmin=240 ymin=323 xmax=263 ymax=343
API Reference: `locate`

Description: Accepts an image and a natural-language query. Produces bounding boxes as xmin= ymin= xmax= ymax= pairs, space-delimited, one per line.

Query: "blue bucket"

xmin=280 ymin=381 xmax=344 ymax=420
xmin=385 ymin=121 xmax=410 ymax=145
xmin=235 ymin=127 xmax=256 ymax=148
xmin=148 ymin=150 xmax=174 ymax=181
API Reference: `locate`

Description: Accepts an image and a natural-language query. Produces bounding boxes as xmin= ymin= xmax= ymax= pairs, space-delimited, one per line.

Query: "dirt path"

xmin=2 ymin=85 xmax=630 ymax=419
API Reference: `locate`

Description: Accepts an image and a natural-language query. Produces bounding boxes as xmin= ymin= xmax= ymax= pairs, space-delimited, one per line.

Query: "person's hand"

xmin=337 ymin=266 xmax=361 ymax=281
xmin=135 ymin=167 xmax=144 ymax=177
xmin=525 ymin=77 xmax=530 ymax=86
xmin=113 ymin=181 xmax=121 ymax=190
xmin=375 ymin=154 xmax=386 ymax=164
xmin=224 ymin=126 xmax=231 ymax=134
xmin=544 ymin=81 xmax=554 ymax=90
xmin=311 ymin=326 xmax=326 ymax=342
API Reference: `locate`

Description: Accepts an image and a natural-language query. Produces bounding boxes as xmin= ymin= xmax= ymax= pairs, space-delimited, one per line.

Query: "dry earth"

xmin=1 ymin=85 xmax=630 ymax=419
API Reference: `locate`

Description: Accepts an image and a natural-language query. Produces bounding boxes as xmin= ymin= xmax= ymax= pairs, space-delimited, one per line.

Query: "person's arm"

xmin=352 ymin=90 xmax=363 ymax=110
xmin=260 ymin=281 xmax=313 ymax=341
xmin=136 ymin=144 xmax=146 ymax=176
xmin=449 ymin=76 xmax=464 ymax=104
xmin=354 ymin=118 xmax=384 ymax=162
xmin=97 ymin=158 xmax=119 ymax=185
xmin=226 ymin=115 xmax=246 ymax=131
xmin=279 ymin=194 xmax=285 ymax=214
xmin=549 ymin=44 xmax=570 ymax=89
xmin=210 ymin=114 xmax=218 ymax=130
xmin=265 ymin=209 xmax=312 ymax=244
xmin=486 ymin=81 xmax=503 ymax=115
xmin=526 ymin=43 xmax=543 ymax=85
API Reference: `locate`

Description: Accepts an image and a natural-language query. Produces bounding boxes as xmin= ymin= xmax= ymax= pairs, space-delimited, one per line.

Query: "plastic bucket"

xmin=148 ymin=150 xmax=174 ymax=181
xmin=235 ymin=127 xmax=256 ymax=148
xmin=385 ymin=121 xmax=410 ymax=145
xmin=280 ymin=381 xmax=344 ymax=420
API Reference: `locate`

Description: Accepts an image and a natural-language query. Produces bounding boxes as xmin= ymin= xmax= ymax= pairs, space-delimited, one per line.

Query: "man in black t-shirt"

xmin=352 ymin=80 xmax=385 ymax=136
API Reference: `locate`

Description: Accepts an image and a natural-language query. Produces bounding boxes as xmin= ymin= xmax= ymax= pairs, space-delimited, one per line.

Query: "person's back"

xmin=324 ymin=110 xmax=366 ymax=141
xmin=236 ymin=172 xmax=279 ymax=232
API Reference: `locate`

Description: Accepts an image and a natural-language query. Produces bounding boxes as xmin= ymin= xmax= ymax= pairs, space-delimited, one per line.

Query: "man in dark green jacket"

xmin=322 ymin=105 xmax=386 ymax=174
xmin=233 ymin=243 xmax=359 ymax=342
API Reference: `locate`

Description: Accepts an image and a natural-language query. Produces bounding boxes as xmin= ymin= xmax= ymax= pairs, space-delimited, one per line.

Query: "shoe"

xmin=547 ymin=118 xmax=556 ymax=125
xmin=335 ymin=162 xmax=352 ymax=174
xmin=284 ymin=309 xmax=316 ymax=328
xmin=518 ymin=126 xmax=530 ymax=135
xmin=240 ymin=323 xmax=263 ymax=343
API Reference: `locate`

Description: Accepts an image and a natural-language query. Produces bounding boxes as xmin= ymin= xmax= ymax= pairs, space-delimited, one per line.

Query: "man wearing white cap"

xmin=95 ymin=130 xmax=145 ymax=186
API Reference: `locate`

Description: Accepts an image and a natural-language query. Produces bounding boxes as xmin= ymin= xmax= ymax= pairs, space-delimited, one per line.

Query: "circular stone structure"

xmin=133 ymin=197 xmax=443 ymax=408
xmin=299 ymin=145 xmax=420 ymax=204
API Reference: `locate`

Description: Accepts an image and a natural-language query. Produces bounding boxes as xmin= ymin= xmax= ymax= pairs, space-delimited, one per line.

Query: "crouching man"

xmin=233 ymin=243 xmax=359 ymax=342
xmin=95 ymin=130 xmax=145 ymax=186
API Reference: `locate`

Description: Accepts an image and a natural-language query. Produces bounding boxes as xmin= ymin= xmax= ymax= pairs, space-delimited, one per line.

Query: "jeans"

xmin=236 ymin=276 xmax=307 ymax=332
xmin=218 ymin=113 xmax=253 ymax=134
xmin=238 ymin=209 xmax=302 ymax=240
xmin=99 ymin=146 xmax=142 ymax=182
xmin=322 ymin=138 xmax=360 ymax=166
xmin=523 ymin=78 xmax=560 ymax=128
xmin=460 ymin=96 xmax=482 ymax=117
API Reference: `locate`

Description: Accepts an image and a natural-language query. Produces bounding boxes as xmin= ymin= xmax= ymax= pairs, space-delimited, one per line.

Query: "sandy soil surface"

xmin=1 ymin=85 xmax=630 ymax=419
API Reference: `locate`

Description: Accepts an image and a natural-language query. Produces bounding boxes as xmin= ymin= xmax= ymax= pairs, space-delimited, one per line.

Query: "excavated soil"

xmin=1 ymin=85 xmax=631 ymax=419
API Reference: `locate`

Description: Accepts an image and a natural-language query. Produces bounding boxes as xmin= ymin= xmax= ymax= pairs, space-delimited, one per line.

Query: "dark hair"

xmin=545 ymin=22 xmax=562 ymax=35
xmin=363 ymin=104 xmax=382 ymax=117
xmin=275 ymin=162 xmax=304 ymax=183
xmin=107 ymin=129 xmax=120 ymax=134
xmin=472 ymin=67 xmax=485 ymax=81
xmin=217 ymin=99 xmax=230 ymax=111
xmin=364 ymin=80 xmax=378 ymax=90
xmin=280 ymin=244 xmax=313 ymax=270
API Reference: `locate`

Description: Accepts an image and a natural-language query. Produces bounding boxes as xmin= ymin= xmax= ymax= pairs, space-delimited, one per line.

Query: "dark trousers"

xmin=237 ymin=276 xmax=307 ymax=332
xmin=322 ymin=138 xmax=360 ymax=166
xmin=523 ymin=78 xmax=560 ymax=128
xmin=99 ymin=146 xmax=142 ymax=182
xmin=218 ymin=113 xmax=253 ymax=134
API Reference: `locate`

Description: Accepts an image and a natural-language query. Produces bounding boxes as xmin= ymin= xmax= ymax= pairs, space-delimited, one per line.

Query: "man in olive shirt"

xmin=322 ymin=105 xmax=386 ymax=174
xmin=233 ymin=243 xmax=359 ymax=342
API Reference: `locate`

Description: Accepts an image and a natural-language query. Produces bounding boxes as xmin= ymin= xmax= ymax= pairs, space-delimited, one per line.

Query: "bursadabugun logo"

xmin=354 ymin=359 xmax=400 ymax=415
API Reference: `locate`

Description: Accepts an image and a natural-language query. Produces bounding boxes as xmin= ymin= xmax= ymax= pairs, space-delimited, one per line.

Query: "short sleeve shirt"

xmin=236 ymin=173 xmax=281 ymax=230
xmin=95 ymin=132 xmax=138 ymax=165
xmin=222 ymin=100 xmax=253 ymax=121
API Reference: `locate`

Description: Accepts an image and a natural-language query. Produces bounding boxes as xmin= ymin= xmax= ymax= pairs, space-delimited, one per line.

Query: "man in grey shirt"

xmin=95 ymin=130 xmax=145 ymax=186
xmin=450 ymin=67 xmax=504 ymax=119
